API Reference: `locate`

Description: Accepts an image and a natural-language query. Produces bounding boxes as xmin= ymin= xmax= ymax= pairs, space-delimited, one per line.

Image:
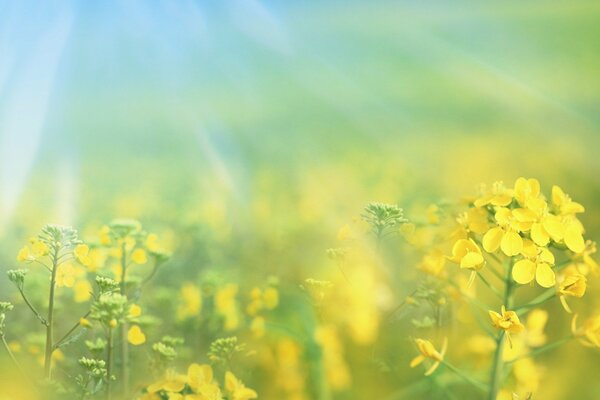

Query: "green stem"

xmin=487 ymin=260 xmax=515 ymax=400
xmin=119 ymin=243 xmax=130 ymax=397
xmin=506 ymin=336 xmax=573 ymax=364
xmin=106 ymin=327 xmax=113 ymax=400
xmin=18 ymin=288 xmax=47 ymax=326
xmin=477 ymin=273 xmax=503 ymax=299
xmin=44 ymin=246 xmax=59 ymax=379
xmin=516 ymin=289 xmax=556 ymax=315
xmin=54 ymin=311 xmax=91 ymax=350
xmin=1 ymin=334 xmax=28 ymax=380
xmin=442 ymin=360 xmax=487 ymax=392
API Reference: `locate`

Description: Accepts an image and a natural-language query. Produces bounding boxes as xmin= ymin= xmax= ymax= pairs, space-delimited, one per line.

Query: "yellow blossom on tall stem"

xmin=482 ymin=208 xmax=524 ymax=257
xmin=489 ymin=306 xmax=525 ymax=347
xmin=409 ymin=338 xmax=448 ymax=376
xmin=512 ymin=240 xmax=556 ymax=288
xmin=225 ymin=371 xmax=258 ymax=400
xmin=558 ymin=273 xmax=587 ymax=313
xmin=474 ymin=181 xmax=513 ymax=208
xmin=571 ymin=314 xmax=600 ymax=347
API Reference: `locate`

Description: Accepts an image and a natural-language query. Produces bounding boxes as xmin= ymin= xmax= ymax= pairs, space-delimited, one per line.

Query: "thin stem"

xmin=442 ymin=360 xmax=487 ymax=392
xmin=32 ymin=259 xmax=52 ymax=272
xmin=487 ymin=259 xmax=515 ymax=400
xmin=17 ymin=288 xmax=47 ymax=326
xmin=106 ymin=327 xmax=113 ymax=400
xmin=506 ymin=336 xmax=573 ymax=364
xmin=1 ymin=334 xmax=28 ymax=380
xmin=119 ymin=243 xmax=130 ymax=397
xmin=44 ymin=246 xmax=59 ymax=379
xmin=477 ymin=273 xmax=503 ymax=299
xmin=383 ymin=289 xmax=417 ymax=324
xmin=516 ymin=289 xmax=556 ymax=315
xmin=53 ymin=311 xmax=91 ymax=350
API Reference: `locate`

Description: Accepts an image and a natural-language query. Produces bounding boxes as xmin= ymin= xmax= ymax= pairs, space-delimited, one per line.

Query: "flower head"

xmin=512 ymin=240 xmax=556 ymax=288
xmin=558 ymin=273 xmax=587 ymax=313
xmin=489 ymin=306 xmax=525 ymax=347
xmin=490 ymin=306 xmax=525 ymax=333
xmin=571 ymin=314 xmax=600 ymax=348
xmin=409 ymin=337 xmax=448 ymax=376
xmin=448 ymin=239 xmax=484 ymax=270
xmin=225 ymin=371 xmax=258 ymax=400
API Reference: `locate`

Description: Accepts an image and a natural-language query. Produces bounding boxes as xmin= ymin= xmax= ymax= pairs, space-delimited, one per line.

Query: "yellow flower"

xmin=187 ymin=363 xmax=222 ymax=398
xmin=177 ymin=283 xmax=202 ymax=320
xmin=447 ymin=239 xmax=484 ymax=270
xmin=99 ymin=226 xmax=111 ymax=245
xmin=250 ymin=316 xmax=266 ymax=338
xmin=474 ymin=181 xmax=513 ymax=208
xmin=558 ymin=273 xmax=587 ymax=313
xmin=503 ymin=309 xmax=548 ymax=361
xmin=131 ymin=248 xmax=148 ymax=264
xmin=146 ymin=233 xmax=160 ymax=252
xmin=490 ymin=306 xmax=525 ymax=333
xmin=74 ymin=244 xmax=91 ymax=266
xmin=129 ymin=303 xmax=142 ymax=318
xmin=263 ymin=287 xmax=279 ymax=309
xmin=17 ymin=246 xmax=32 ymax=262
xmin=55 ymin=263 xmax=77 ymax=288
xmin=79 ymin=318 xmax=92 ymax=328
xmin=489 ymin=306 xmax=525 ymax=347
xmin=512 ymin=241 xmax=556 ymax=288
xmin=225 ymin=371 xmax=258 ymax=400
xmin=147 ymin=370 xmax=188 ymax=394
xmin=17 ymin=241 xmax=47 ymax=262
xmin=409 ymin=338 xmax=447 ymax=376
xmin=418 ymin=249 xmax=446 ymax=277
xmin=513 ymin=177 xmax=541 ymax=209
xmin=74 ymin=280 xmax=93 ymax=303
xmin=215 ymin=284 xmax=239 ymax=331
xmin=552 ymin=185 xmax=584 ymax=215
xmin=127 ymin=325 xmax=146 ymax=345
xmin=571 ymin=314 xmax=600 ymax=347
xmin=482 ymin=208 xmax=524 ymax=256
xmin=337 ymin=224 xmax=353 ymax=241
xmin=109 ymin=319 xmax=118 ymax=328
xmin=568 ymin=240 xmax=599 ymax=276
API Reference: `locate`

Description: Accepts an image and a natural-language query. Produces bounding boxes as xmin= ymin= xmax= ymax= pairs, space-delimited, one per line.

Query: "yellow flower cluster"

xmin=140 ymin=363 xmax=257 ymax=400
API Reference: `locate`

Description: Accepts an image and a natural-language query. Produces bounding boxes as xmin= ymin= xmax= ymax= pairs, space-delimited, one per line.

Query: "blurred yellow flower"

xmin=571 ymin=314 xmax=600 ymax=347
xmin=225 ymin=371 xmax=257 ymax=400
xmin=128 ymin=325 xmax=146 ymax=345
xmin=558 ymin=273 xmax=586 ymax=313
xmin=552 ymin=185 xmax=584 ymax=216
xmin=131 ymin=248 xmax=148 ymax=264
xmin=474 ymin=181 xmax=513 ymax=208
xmin=177 ymin=283 xmax=202 ymax=320
xmin=448 ymin=239 xmax=484 ymax=270
xmin=74 ymin=244 xmax=91 ymax=266
xmin=215 ymin=284 xmax=240 ymax=331
xmin=55 ymin=263 xmax=77 ymax=288
xmin=410 ymin=337 xmax=447 ymax=376
xmin=74 ymin=280 xmax=93 ymax=302
xmin=129 ymin=303 xmax=142 ymax=318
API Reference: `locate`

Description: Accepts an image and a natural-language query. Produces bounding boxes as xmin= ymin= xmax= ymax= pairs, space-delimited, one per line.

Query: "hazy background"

xmin=1 ymin=1 xmax=599 ymax=398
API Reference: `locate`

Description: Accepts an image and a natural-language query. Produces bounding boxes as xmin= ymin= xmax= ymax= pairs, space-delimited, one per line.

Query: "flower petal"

xmin=483 ymin=227 xmax=503 ymax=253
xmin=535 ymin=263 xmax=556 ymax=288
xmin=512 ymin=259 xmax=536 ymax=284
xmin=501 ymin=231 xmax=523 ymax=256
